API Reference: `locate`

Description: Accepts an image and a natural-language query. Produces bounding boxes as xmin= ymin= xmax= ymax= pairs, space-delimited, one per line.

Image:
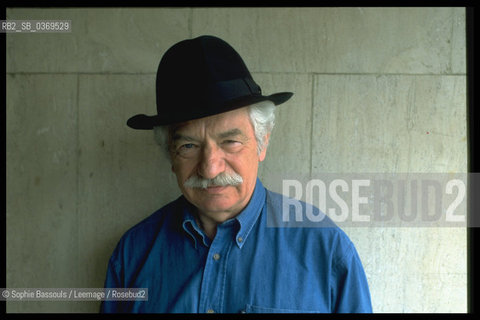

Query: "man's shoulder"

xmin=264 ymin=188 xmax=341 ymax=229
xmin=113 ymin=196 xmax=185 ymax=250
xmin=263 ymin=188 xmax=355 ymax=254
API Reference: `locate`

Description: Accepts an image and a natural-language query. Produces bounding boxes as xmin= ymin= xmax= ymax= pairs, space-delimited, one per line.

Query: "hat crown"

xmin=156 ymin=36 xmax=260 ymax=120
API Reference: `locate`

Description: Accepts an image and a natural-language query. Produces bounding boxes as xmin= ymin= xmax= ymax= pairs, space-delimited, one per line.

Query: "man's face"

xmin=170 ymin=107 xmax=268 ymax=223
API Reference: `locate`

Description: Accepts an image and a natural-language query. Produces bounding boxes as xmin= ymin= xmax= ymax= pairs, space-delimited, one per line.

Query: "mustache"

xmin=184 ymin=172 xmax=243 ymax=189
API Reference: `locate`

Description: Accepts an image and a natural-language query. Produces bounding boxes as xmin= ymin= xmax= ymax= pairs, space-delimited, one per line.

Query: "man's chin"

xmin=183 ymin=187 xmax=247 ymax=216
xmin=193 ymin=199 xmax=242 ymax=217
xmin=197 ymin=201 xmax=234 ymax=213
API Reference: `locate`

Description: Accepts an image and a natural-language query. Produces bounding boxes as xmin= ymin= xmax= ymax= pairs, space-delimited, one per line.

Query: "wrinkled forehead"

xmin=169 ymin=107 xmax=253 ymax=137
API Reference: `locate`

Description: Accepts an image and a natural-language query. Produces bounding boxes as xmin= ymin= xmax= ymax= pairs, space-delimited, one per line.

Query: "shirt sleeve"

xmin=100 ymin=248 xmax=126 ymax=313
xmin=330 ymin=237 xmax=372 ymax=313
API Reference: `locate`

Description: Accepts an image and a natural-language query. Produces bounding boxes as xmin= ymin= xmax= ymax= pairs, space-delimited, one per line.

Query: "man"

xmin=101 ymin=35 xmax=372 ymax=313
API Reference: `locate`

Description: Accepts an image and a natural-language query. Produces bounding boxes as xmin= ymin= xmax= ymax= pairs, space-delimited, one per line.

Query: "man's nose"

xmin=198 ymin=143 xmax=226 ymax=179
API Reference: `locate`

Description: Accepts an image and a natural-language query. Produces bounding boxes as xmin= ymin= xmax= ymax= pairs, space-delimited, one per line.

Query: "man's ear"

xmin=259 ymin=133 xmax=270 ymax=162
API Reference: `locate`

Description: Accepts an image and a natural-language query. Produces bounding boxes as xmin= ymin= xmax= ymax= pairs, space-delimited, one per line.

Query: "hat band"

xmin=208 ymin=78 xmax=262 ymax=105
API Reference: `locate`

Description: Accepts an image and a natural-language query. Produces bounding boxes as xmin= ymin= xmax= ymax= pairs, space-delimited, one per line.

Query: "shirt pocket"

xmin=243 ymin=304 xmax=323 ymax=313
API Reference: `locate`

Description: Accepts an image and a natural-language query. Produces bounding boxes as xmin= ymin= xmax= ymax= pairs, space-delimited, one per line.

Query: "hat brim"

xmin=127 ymin=92 xmax=293 ymax=130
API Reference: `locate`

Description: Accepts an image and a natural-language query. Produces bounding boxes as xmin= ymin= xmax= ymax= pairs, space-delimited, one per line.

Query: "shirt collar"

xmin=181 ymin=178 xmax=266 ymax=249
xmin=181 ymin=200 xmax=210 ymax=249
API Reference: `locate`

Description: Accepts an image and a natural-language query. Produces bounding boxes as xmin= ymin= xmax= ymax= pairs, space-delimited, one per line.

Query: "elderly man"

xmin=101 ymin=35 xmax=372 ymax=313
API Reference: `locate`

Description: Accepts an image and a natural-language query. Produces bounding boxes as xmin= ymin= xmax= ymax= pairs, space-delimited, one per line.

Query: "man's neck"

xmin=195 ymin=207 xmax=245 ymax=240
xmin=195 ymin=216 xmax=218 ymax=239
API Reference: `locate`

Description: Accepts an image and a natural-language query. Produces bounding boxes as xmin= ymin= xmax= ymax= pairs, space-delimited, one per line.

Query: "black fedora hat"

xmin=127 ymin=35 xmax=293 ymax=129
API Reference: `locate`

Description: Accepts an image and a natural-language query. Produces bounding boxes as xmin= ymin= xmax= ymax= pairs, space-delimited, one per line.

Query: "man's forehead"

xmin=171 ymin=107 xmax=252 ymax=134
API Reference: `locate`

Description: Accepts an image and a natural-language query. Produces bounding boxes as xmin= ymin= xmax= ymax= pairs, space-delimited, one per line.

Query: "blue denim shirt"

xmin=101 ymin=179 xmax=372 ymax=313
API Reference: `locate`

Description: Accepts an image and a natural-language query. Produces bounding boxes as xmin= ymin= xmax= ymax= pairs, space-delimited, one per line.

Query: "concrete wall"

xmin=6 ymin=7 xmax=467 ymax=312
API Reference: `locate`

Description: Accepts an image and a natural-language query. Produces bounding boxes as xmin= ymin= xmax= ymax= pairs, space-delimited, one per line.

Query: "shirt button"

xmin=238 ymin=236 xmax=243 ymax=243
xmin=213 ymin=253 xmax=220 ymax=260
xmin=207 ymin=309 xmax=215 ymax=313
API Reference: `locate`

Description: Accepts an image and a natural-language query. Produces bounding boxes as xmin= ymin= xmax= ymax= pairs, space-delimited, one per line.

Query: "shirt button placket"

xmin=204 ymin=252 xmax=220 ymax=312
xmin=199 ymin=227 xmax=231 ymax=314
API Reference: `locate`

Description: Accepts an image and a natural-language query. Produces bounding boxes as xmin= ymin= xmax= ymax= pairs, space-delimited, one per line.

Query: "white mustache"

xmin=184 ymin=172 xmax=243 ymax=189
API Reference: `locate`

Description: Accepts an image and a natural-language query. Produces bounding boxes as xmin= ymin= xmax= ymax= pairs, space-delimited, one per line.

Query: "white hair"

xmin=248 ymin=100 xmax=276 ymax=154
xmin=153 ymin=100 xmax=276 ymax=159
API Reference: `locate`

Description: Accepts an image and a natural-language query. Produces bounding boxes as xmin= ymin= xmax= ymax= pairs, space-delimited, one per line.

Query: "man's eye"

xmin=176 ymin=143 xmax=199 ymax=157
xmin=182 ymin=143 xmax=196 ymax=149
xmin=222 ymin=140 xmax=242 ymax=151
xmin=222 ymin=140 xmax=242 ymax=146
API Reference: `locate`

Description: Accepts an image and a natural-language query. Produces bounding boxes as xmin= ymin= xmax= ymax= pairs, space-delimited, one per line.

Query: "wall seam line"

xmin=449 ymin=7 xmax=455 ymax=75
xmin=189 ymin=8 xmax=193 ymax=37
xmin=75 ymin=73 xmax=80 ymax=286
xmin=310 ymin=73 xmax=315 ymax=178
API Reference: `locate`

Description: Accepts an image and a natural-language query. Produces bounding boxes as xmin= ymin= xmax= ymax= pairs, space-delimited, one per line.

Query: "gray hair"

xmin=153 ymin=100 xmax=276 ymax=159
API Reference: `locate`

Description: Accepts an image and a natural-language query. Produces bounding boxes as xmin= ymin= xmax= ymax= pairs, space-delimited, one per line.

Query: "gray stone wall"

xmin=6 ymin=7 xmax=467 ymax=312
